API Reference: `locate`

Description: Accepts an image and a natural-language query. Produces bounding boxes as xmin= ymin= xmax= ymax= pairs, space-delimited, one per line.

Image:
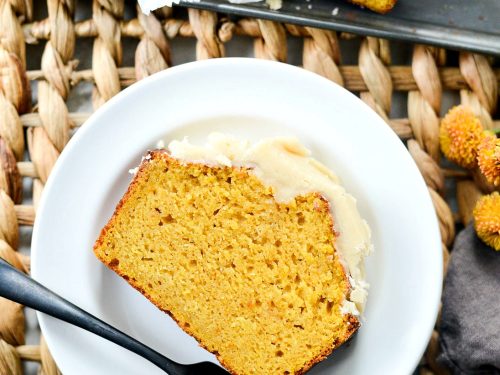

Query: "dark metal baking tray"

xmin=178 ymin=0 xmax=500 ymax=56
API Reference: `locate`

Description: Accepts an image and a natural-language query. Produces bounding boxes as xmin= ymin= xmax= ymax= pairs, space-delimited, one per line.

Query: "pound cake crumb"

xmin=94 ymin=150 xmax=361 ymax=374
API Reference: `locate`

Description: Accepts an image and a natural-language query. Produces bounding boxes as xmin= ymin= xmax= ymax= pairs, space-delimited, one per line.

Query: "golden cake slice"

xmin=350 ymin=0 xmax=397 ymax=13
xmin=94 ymin=135 xmax=372 ymax=374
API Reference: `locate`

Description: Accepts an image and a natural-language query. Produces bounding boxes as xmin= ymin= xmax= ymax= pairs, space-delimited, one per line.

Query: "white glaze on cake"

xmin=166 ymin=133 xmax=373 ymax=315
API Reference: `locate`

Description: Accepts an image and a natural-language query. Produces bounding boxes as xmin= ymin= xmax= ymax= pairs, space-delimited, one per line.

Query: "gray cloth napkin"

xmin=438 ymin=224 xmax=500 ymax=375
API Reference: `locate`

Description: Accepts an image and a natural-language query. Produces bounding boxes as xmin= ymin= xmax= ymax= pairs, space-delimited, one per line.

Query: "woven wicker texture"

xmin=0 ymin=0 xmax=498 ymax=374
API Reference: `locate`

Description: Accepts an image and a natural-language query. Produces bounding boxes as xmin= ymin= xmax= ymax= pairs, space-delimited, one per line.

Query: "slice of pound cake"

xmin=94 ymin=134 xmax=373 ymax=375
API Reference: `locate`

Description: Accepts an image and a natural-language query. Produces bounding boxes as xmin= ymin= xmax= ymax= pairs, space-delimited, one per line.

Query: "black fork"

xmin=0 ymin=258 xmax=229 ymax=375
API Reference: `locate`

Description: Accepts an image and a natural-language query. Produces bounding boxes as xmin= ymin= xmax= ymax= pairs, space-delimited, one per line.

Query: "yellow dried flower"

xmin=440 ymin=105 xmax=484 ymax=169
xmin=477 ymin=132 xmax=500 ymax=186
xmin=473 ymin=192 xmax=500 ymax=251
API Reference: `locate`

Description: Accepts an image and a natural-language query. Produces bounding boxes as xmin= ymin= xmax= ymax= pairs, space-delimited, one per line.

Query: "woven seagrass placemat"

xmin=0 ymin=1 xmax=498 ymax=374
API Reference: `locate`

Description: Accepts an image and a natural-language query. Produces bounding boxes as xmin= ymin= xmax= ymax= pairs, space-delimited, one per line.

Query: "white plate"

xmin=32 ymin=58 xmax=441 ymax=375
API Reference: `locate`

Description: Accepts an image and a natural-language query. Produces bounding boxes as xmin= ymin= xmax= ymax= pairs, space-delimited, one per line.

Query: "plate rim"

xmin=31 ymin=57 xmax=442 ymax=375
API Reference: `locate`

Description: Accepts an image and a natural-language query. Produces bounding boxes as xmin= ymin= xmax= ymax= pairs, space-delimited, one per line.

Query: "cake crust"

xmin=94 ymin=150 xmax=361 ymax=374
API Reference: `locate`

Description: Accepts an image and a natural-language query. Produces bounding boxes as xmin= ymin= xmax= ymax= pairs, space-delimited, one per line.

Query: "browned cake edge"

xmin=93 ymin=150 xmax=361 ymax=375
xmin=349 ymin=0 xmax=397 ymax=13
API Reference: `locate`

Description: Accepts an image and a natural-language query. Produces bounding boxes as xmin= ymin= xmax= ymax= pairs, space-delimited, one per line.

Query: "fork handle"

xmin=0 ymin=258 xmax=182 ymax=374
